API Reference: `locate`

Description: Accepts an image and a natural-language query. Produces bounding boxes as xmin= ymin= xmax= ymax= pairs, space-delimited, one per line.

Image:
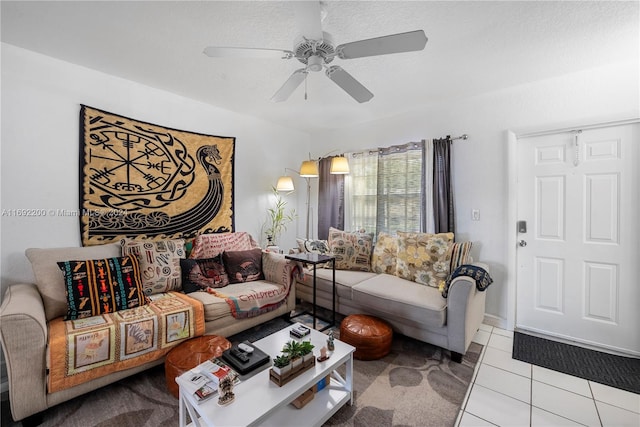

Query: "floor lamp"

xmin=276 ymin=156 xmax=349 ymax=240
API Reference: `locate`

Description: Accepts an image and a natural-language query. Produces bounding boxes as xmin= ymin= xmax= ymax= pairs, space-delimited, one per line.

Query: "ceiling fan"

xmin=203 ymin=1 xmax=428 ymax=103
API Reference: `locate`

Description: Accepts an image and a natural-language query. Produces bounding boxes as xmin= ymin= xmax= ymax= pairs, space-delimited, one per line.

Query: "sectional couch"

xmin=295 ymin=229 xmax=488 ymax=361
xmin=0 ymin=233 xmax=297 ymax=423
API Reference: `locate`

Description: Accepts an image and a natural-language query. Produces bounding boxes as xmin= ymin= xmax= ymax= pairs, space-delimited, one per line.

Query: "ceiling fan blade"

xmin=292 ymin=1 xmax=323 ymax=40
xmin=203 ymin=46 xmax=294 ymax=59
xmin=271 ymin=69 xmax=308 ymax=102
xmin=326 ymin=66 xmax=373 ymax=103
xmin=336 ymin=30 xmax=428 ymax=60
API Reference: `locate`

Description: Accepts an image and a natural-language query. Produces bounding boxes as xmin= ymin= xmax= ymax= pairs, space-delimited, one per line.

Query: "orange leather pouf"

xmin=164 ymin=335 xmax=232 ymax=398
xmin=340 ymin=314 xmax=393 ymax=360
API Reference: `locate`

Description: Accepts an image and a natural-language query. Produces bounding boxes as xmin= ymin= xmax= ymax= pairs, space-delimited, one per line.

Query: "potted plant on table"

xmin=282 ymin=340 xmax=303 ymax=368
xmin=272 ymin=354 xmax=291 ymax=376
xmin=300 ymin=341 xmax=315 ymax=362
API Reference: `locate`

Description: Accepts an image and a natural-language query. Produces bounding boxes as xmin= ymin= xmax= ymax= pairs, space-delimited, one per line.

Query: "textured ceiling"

xmin=2 ymin=1 xmax=638 ymax=133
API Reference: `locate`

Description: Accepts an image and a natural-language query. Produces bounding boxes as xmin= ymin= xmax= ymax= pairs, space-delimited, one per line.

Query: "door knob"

xmin=519 ymin=240 xmax=527 ymax=247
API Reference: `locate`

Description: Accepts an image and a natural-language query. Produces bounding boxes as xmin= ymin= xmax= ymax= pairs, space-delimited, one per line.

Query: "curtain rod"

xmin=348 ymin=134 xmax=469 ymax=157
xmin=446 ymin=134 xmax=469 ymax=141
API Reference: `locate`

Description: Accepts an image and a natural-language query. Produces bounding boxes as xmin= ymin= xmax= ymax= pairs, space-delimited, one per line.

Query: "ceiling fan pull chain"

xmin=305 ymin=73 xmax=308 ymax=100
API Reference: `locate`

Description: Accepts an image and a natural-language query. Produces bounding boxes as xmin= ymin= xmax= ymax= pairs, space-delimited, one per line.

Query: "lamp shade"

xmin=276 ymin=176 xmax=295 ymax=192
xmin=299 ymin=160 xmax=319 ymax=177
xmin=330 ymin=156 xmax=350 ymax=174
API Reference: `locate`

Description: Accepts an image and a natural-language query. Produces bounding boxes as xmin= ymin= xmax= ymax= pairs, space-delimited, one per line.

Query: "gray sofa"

xmin=296 ymin=263 xmax=487 ymax=361
xmin=0 ymin=242 xmax=296 ymax=423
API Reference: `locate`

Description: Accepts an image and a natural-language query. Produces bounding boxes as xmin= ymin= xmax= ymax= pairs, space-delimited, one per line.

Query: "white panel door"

xmin=516 ymin=123 xmax=639 ymax=355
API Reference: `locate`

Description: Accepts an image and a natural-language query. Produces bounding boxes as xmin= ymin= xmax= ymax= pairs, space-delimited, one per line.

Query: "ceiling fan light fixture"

xmin=307 ymin=55 xmax=324 ymax=72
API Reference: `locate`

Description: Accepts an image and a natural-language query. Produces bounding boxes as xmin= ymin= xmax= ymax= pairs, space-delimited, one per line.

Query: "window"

xmin=345 ymin=140 xmax=433 ymax=237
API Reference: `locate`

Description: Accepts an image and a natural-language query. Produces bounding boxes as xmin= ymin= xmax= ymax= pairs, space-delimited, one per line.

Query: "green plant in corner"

xmin=265 ymin=186 xmax=296 ymax=246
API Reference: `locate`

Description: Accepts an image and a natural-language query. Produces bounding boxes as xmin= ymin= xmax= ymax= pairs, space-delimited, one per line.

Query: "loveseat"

xmin=295 ymin=229 xmax=489 ymax=361
xmin=0 ymin=232 xmax=297 ymax=423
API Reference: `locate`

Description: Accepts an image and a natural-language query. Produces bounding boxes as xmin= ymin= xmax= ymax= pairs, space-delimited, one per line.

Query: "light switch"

xmin=472 ymin=209 xmax=480 ymax=221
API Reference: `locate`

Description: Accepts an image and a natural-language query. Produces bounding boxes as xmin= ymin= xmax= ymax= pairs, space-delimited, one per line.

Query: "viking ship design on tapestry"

xmin=80 ymin=105 xmax=235 ymax=246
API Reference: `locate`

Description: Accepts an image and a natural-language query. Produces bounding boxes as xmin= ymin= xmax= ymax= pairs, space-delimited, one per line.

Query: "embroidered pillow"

xmin=189 ymin=232 xmax=256 ymax=259
xmin=121 ymin=238 xmax=185 ymax=295
xmin=327 ymin=227 xmax=373 ymax=271
xmin=371 ymin=232 xmax=399 ymax=275
xmin=296 ymin=238 xmax=330 ymax=255
xmin=57 ymin=255 xmax=146 ymax=320
xmin=180 ymin=256 xmax=229 ymax=293
xmin=222 ymin=248 xmax=265 ymax=284
xmin=396 ymin=232 xmax=454 ymax=287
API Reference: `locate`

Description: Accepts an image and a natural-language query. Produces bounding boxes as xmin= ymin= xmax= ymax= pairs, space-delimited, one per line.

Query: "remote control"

xmin=230 ymin=348 xmax=249 ymax=363
xmin=238 ymin=343 xmax=254 ymax=353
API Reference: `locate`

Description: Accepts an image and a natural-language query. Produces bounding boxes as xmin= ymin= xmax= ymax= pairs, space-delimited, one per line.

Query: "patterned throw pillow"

xmin=121 ymin=239 xmax=186 ymax=295
xmin=296 ymin=238 xmax=330 ymax=255
xmin=446 ymin=241 xmax=473 ymax=272
xmin=57 ymin=255 xmax=146 ymax=320
xmin=396 ymin=232 xmax=455 ymax=288
xmin=189 ymin=232 xmax=256 ymax=259
xmin=222 ymin=248 xmax=265 ymax=283
xmin=180 ymin=256 xmax=229 ymax=293
xmin=371 ymin=232 xmax=399 ymax=275
xmin=327 ymin=227 xmax=374 ymax=272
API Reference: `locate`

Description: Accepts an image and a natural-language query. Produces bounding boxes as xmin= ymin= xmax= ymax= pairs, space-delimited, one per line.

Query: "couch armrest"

xmin=262 ymin=252 xmax=298 ymax=296
xmin=0 ymin=283 xmax=49 ymax=420
xmin=446 ymin=262 xmax=488 ymax=355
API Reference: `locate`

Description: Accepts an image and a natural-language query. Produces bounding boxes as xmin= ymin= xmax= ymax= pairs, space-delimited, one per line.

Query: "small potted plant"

xmin=300 ymin=340 xmax=315 ymax=362
xmin=282 ymin=340 xmax=303 ymax=368
xmin=272 ymin=354 xmax=291 ymax=376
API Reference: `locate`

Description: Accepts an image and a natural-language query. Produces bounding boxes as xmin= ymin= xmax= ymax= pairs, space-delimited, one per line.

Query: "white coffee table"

xmin=179 ymin=323 xmax=355 ymax=427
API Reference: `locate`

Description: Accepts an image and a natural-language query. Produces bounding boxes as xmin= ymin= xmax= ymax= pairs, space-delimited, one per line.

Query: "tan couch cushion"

xmin=352 ymin=273 xmax=447 ymax=327
xmin=25 ymin=244 xmax=121 ymax=321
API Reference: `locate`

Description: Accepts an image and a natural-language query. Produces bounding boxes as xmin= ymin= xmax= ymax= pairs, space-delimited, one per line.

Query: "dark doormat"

xmin=513 ymin=331 xmax=640 ymax=394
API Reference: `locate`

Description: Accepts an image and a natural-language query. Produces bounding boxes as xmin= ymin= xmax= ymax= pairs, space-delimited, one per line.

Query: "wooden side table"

xmin=285 ymin=252 xmax=336 ymax=330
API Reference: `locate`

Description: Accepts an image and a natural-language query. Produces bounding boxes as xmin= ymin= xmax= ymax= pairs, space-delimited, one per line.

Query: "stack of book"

xmin=290 ymin=324 xmax=311 ymax=339
xmin=175 ymin=358 xmax=240 ymax=404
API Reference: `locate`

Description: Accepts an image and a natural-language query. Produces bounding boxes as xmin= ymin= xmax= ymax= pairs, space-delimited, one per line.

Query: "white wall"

xmin=310 ymin=60 xmax=640 ymax=325
xmin=0 ymin=43 xmax=310 ymax=293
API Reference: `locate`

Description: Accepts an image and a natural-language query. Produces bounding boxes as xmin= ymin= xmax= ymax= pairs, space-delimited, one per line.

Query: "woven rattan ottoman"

xmin=339 ymin=314 xmax=393 ymax=360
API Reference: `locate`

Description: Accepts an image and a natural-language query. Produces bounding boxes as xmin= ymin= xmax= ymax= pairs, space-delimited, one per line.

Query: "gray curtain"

xmin=433 ymin=137 xmax=455 ymax=233
xmin=317 ymin=156 xmax=345 ymax=240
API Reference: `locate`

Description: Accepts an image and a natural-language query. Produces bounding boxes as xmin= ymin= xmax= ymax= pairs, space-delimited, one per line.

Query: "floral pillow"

xmin=180 ymin=256 xmax=229 ymax=293
xmin=327 ymin=227 xmax=374 ymax=272
xmin=396 ymin=232 xmax=454 ymax=288
xmin=57 ymin=255 xmax=146 ymax=320
xmin=121 ymin=238 xmax=186 ymax=295
xmin=371 ymin=232 xmax=399 ymax=275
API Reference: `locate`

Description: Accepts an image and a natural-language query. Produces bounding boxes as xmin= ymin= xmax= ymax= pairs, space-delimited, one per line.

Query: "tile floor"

xmin=456 ymin=324 xmax=640 ymax=427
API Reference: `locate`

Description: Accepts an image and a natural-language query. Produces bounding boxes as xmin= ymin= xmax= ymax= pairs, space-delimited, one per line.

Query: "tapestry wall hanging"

xmin=80 ymin=105 xmax=235 ymax=246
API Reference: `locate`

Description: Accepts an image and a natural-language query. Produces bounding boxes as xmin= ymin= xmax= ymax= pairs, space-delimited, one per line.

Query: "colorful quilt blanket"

xmin=47 ymin=292 xmax=204 ymax=393
xmin=206 ymin=252 xmax=298 ymax=319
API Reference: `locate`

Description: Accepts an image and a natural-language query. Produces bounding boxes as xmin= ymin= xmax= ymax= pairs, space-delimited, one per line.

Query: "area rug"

xmin=3 ymin=318 xmax=481 ymax=427
xmin=513 ymin=331 xmax=640 ymax=394
xmin=79 ymin=105 xmax=235 ymax=246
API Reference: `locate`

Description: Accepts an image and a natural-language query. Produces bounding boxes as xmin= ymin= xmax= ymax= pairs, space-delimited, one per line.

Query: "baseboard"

xmin=483 ymin=313 xmax=507 ymax=330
